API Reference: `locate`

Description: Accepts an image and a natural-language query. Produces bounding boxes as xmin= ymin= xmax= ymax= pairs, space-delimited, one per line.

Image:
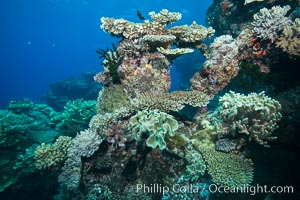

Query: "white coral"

xmin=251 ymin=5 xmax=291 ymax=42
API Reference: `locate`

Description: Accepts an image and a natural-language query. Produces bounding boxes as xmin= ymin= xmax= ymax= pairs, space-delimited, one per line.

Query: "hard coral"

xmin=194 ymin=144 xmax=254 ymax=188
xmin=251 ymin=5 xmax=291 ymax=42
xmin=276 ymin=18 xmax=300 ymax=56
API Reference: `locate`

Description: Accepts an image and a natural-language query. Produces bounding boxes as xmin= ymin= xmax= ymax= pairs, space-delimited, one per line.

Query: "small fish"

xmin=244 ymin=0 xmax=276 ymax=5
xmin=137 ymin=10 xmax=145 ymax=20
xmin=244 ymin=0 xmax=264 ymax=5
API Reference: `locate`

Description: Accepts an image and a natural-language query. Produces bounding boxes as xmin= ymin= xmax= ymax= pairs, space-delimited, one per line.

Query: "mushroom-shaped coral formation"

xmin=98 ymin=9 xmax=214 ymax=94
xmin=128 ymin=110 xmax=178 ymax=150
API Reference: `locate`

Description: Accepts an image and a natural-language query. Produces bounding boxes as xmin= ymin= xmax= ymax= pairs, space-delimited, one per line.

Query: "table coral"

xmin=194 ymin=144 xmax=254 ymax=188
xmin=132 ymin=90 xmax=210 ymax=112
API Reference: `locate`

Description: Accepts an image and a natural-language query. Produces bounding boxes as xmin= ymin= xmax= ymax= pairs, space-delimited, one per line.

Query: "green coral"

xmin=7 ymin=99 xmax=34 ymax=114
xmin=14 ymin=144 xmax=38 ymax=174
xmin=35 ymin=136 xmax=72 ymax=170
xmin=128 ymin=109 xmax=178 ymax=150
xmin=0 ymin=110 xmax=35 ymax=147
xmin=183 ymin=149 xmax=206 ymax=182
xmin=192 ymin=118 xmax=224 ymax=149
xmin=195 ymin=144 xmax=254 ymax=188
xmin=51 ymin=99 xmax=96 ymax=135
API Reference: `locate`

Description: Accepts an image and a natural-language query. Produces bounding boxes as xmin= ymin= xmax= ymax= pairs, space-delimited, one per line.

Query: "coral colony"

xmin=2 ymin=5 xmax=299 ymax=199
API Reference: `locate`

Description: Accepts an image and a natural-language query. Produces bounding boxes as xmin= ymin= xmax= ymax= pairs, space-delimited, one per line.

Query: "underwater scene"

xmin=1 ymin=0 xmax=300 ymax=199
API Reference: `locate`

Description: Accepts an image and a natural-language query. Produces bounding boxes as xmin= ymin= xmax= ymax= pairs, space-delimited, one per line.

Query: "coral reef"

xmin=206 ymin=0 xmax=298 ymax=37
xmin=4 ymin=4 xmax=300 ymax=199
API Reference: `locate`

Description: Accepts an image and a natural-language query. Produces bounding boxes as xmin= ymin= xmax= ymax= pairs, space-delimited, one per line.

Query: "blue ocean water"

xmin=0 ymin=0 xmax=212 ymax=108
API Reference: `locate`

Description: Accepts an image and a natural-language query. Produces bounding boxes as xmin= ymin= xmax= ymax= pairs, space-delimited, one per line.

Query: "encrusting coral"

xmin=96 ymin=84 xmax=131 ymax=114
xmin=191 ymin=35 xmax=240 ymax=96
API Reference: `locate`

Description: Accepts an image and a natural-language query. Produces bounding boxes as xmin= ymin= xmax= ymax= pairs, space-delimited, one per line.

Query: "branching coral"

xmin=183 ymin=149 xmax=206 ymax=182
xmin=276 ymin=18 xmax=300 ymax=56
xmin=51 ymin=99 xmax=96 ymax=135
xmin=217 ymin=91 xmax=282 ymax=147
xmin=35 ymin=136 xmax=72 ymax=170
xmin=128 ymin=110 xmax=178 ymax=150
xmin=251 ymin=5 xmax=291 ymax=42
